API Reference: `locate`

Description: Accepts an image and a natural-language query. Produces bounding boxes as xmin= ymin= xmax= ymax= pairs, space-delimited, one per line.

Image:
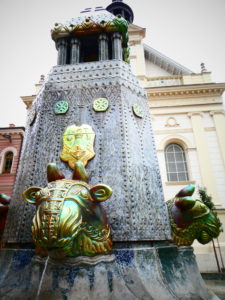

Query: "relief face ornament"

xmin=132 ymin=103 xmax=144 ymax=118
xmin=93 ymin=98 xmax=109 ymax=112
xmin=54 ymin=100 xmax=69 ymax=115
xmin=60 ymin=124 xmax=95 ymax=168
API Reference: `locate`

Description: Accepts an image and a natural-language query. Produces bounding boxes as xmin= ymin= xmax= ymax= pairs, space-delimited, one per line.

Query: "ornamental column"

xmin=112 ymin=32 xmax=123 ymax=60
xmin=70 ymin=38 xmax=80 ymax=64
xmin=188 ymin=112 xmax=220 ymax=205
xmin=210 ymin=110 xmax=225 ymax=167
xmin=98 ymin=34 xmax=109 ymax=61
xmin=56 ymin=38 xmax=67 ymax=65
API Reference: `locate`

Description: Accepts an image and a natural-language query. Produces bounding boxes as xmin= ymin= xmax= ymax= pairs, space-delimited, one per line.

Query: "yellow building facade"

xmin=129 ymin=23 xmax=225 ymax=272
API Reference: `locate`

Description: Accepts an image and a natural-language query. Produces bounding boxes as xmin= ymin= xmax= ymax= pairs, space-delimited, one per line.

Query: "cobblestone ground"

xmin=202 ymin=273 xmax=225 ymax=300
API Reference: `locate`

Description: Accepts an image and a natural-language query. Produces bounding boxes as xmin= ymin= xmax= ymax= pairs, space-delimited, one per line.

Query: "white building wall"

xmin=128 ymin=25 xmax=225 ymax=272
xmin=145 ymin=60 xmax=171 ymax=77
xmin=187 ymin=150 xmax=202 ymax=186
xmin=206 ymin=130 xmax=225 ymax=207
xmin=203 ymin=112 xmax=215 ymax=128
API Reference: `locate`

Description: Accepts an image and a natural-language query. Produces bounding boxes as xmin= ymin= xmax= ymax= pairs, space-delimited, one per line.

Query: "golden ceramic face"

xmin=60 ymin=124 xmax=95 ymax=169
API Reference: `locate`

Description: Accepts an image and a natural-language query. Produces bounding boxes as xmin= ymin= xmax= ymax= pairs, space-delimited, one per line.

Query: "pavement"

xmin=202 ymin=273 xmax=225 ymax=300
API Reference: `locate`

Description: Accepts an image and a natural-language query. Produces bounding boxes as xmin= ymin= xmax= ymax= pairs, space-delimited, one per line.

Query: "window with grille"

xmin=165 ymin=143 xmax=189 ymax=182
xmin=2 ymin=152 xmax=13 ymax=174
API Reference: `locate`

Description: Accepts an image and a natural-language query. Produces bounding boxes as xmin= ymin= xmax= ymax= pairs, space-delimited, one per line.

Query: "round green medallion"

xmin=132 ymin=103 xmax=144 ymax=118
xmin=54 ymin=101 xmax=69 ymax=115
xmin=93 ymin=98 xmax=109 ymax=112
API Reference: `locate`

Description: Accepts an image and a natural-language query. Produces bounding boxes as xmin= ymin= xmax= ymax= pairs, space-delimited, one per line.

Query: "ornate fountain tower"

xmin=4 ymin=7 xmax=171 ymax=243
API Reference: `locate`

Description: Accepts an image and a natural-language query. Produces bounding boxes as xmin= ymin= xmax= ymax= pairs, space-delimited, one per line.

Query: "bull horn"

xmin=47 ymin=163 xmax=65 ymax=182
xmin=72 ymin=162 xmax=89 ymax=183
xmin=176 ymin=184 xmax=195 ymax=197
xmin=0 ymin=193 xmax=10 ymax=205
xmin=175 ymin=196 xmax=196 ymax=210
xmin=175 ymin=185 xmax=196 ymax=210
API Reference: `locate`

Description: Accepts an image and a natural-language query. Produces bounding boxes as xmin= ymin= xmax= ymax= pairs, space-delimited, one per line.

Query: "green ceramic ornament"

xmin=132 ymin=104 xmax=144 ymax=118
xmin=93 ymin=98 xmax=109 ymax=112
xmin=54 ymin=101 xmax=69 ymax=115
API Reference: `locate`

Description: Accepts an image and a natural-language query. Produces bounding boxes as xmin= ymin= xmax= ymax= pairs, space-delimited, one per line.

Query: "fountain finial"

xmin=106 ymin=0 xmax=134 ymax=23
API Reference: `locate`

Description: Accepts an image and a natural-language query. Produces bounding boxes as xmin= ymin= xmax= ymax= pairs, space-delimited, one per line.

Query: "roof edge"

xmin=144 ymin=44 xmax=193 ymax=75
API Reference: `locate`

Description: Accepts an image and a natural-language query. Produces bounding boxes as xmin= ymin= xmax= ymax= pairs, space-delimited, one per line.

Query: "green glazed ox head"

xmin=23 ymin=162 xmax=113 ymax=259
xmin=166 ymin=185 xmax=221 ymax=246
xmin=0 ymin=193 xmax=10 ymax=238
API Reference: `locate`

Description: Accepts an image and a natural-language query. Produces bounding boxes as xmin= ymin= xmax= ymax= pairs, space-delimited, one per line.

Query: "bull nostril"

xmin=80 ymin=190 xmax=88 ymax=199
xmin=35 ymin=192 xmax=41 ymax=200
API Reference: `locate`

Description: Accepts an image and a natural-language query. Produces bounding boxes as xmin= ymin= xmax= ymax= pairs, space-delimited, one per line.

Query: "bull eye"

xmin=80 ymin=189 xmax=89 ymax=199
xmin=40 ymin=188 xmax=50 ymax=198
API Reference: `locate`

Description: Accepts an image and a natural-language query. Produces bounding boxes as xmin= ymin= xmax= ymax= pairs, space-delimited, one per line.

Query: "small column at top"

xmin=98 ymin=34 xmax=109 ymax=61
xmin=70 ymin=38 xmax=81 ymax=64
xmin=112 ymin=32 xmax=123 ymax=60
xmin=56 ymin=38 xmax=67 ymax=65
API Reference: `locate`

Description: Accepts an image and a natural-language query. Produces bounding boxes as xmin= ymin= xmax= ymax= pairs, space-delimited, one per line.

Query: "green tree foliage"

xmin=198 ymin=187 xmax=223 ymax=232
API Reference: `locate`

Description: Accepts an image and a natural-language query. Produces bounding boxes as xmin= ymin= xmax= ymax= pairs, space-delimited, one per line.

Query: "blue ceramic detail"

xmin=12 ymin=250 xmax=34 ymax=271
xmin=107 ymin=270 xmax=113 ymax=292
xmin=114 ymin=249 xmax=134 ymax=266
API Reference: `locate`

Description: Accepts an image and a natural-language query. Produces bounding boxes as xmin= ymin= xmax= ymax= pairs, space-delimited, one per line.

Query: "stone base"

xmin=0 ymin=243 xmax=219 ymax=300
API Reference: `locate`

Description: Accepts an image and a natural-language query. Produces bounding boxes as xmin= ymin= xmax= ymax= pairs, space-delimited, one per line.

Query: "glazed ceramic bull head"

xmin=0 ymin=193 xmax=10 ymax=238
xmin=23 ymin=162 xmax=113 ymax=258
xmin=166 ymin=185 xmax=221 ymax=246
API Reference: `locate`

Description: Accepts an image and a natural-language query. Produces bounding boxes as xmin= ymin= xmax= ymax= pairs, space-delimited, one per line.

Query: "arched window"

xmin=2 ymin=152 xmax=13 ymax=174
xmin=165 ymin=143 xmax=189 ymax=182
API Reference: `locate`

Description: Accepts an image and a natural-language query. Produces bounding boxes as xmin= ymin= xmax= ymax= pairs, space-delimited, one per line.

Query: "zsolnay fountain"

xmin=0 ymin=2 xmax=221 ymax=299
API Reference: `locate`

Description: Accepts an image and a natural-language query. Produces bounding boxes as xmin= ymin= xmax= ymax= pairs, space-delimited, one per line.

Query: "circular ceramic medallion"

xmin=29 ymin=107 xmax=36 ymax=125
xmin=93 ymin=98 xmax=109 ymax=112
xmin=54 ymin=101 xmax=69 ymax=115
xmin=132 ymin=104 xmax=144 ymax=118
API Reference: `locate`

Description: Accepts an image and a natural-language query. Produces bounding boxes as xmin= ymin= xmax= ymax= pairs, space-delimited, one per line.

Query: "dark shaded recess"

xmin=78 ymin=34 xmax=113 ymax=63
xmin=66 ymin=41 xmax=71 ymax=64
xmin=81 ymin=35 xmax=98 ymax=63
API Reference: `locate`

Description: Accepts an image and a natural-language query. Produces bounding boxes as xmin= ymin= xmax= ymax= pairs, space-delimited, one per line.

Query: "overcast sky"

xmin=0 ymin=0 xmax=225 ymax=127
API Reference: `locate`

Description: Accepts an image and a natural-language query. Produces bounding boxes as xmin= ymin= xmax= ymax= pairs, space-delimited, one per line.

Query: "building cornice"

xmin=209 ymin=110 xmax=225 ymax=117
xmin=146 ymin=82 xmax=225 ymax=99
xmin=21 ymin=95 xmax=36 ymax=109
xmin=187 ymin=112 xmax=204 ymax=118
xmin=144 ymin=44 xmax=193 ymax=75
xmin=153 ymin=127 xmax=216 ymax=135
xmin=0 ymin=127 xmax=25 ymax=137
xmin=128 ymin=23 xmax=146 ymax=40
